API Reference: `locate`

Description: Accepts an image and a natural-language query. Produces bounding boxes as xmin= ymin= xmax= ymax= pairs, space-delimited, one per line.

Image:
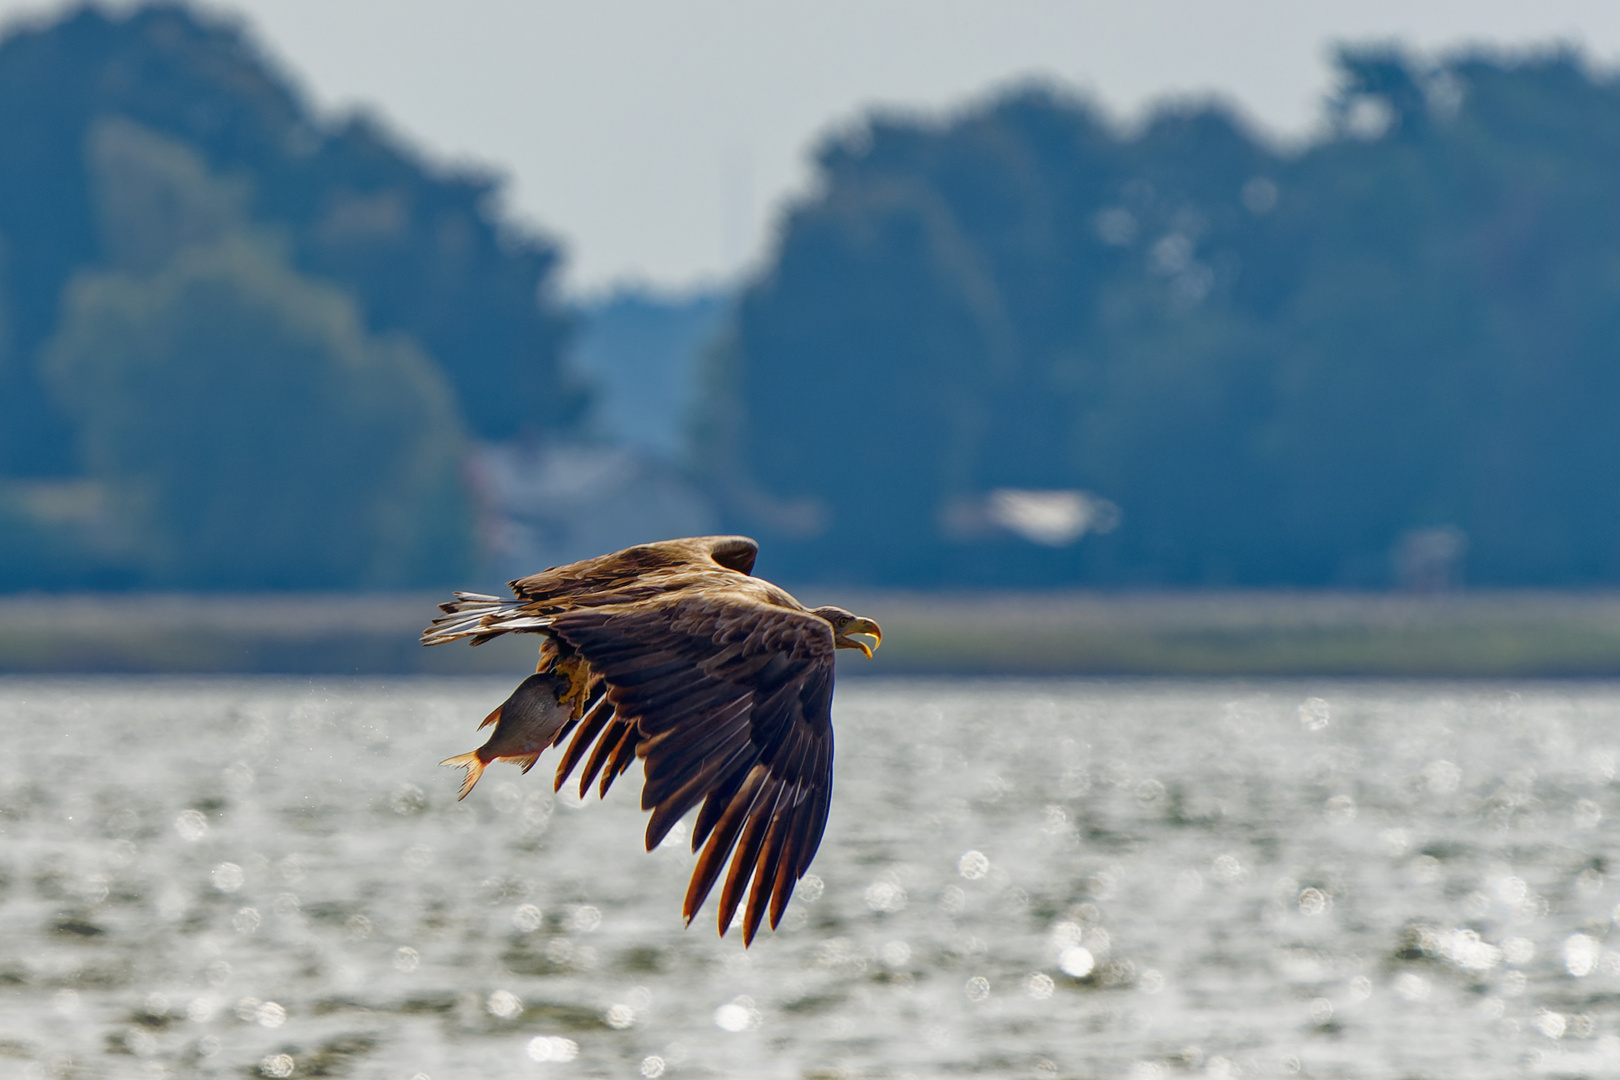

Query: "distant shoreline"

xmin=7 ymin=590 xmax=1620 ymax=677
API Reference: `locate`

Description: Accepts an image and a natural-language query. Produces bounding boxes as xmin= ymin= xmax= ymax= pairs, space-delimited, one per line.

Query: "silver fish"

xmin=440 ymin=671 xmax=573 ymax=800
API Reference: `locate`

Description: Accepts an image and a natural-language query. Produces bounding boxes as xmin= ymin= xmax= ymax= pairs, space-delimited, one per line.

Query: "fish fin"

xmin=440 ymin=751 xmax=487 ymax=800
xmin=477 ymin=701 xmax=503 ymax=731
xmin=517 ymin=752 xmax=542 ymax=774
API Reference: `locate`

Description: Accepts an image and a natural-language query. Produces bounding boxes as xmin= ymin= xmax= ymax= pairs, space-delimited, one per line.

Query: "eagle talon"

xmin=554 ymin=655 xmax=596 ymax=719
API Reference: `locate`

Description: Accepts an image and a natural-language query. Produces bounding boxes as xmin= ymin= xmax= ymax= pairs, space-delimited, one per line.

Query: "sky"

xmin=4 ymin=1 xmax=1620 ymax=295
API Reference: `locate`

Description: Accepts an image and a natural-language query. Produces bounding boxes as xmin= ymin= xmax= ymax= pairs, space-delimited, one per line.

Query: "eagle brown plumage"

xmin=420 ymin=535 xmax=881 ymax=945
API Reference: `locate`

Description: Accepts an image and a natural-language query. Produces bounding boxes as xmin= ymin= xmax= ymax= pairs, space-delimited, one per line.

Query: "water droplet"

xmin=512 ymin=903 xmax=543 ymax=932
xmin=345 ymin=914 xmax=372 ymax=939
xmin=1040 ymin=805 xmax=1069 ymax=834
xmin=1028 ymin=973 xmax=1055 ymax=999
xmin=940 ymin=885 xmax=966 ymax=913
xmin=1059 ymin=946 xmax=1095 ymax=978
xmin=958 ymin=850 xmax=990 ymax=880
xmin=1533 ymin=1009 xmax=1567 ymax=1039
xmin=881 ymin=940 xmax=911 ymax=967
xmin=526 ymin=1036 xmax=579 ymax=1062
xmin=487 ymin=990 xmax=522 ymax=1019
xmin=865 ymin=881 xmax=907 ymax=912
xmin=570 ymin=905 xmax=602 ymax=933
xmin=1309 ymin=998 xmax=1334 ymax=1023
xmin=1211 ymin=854 xmax=1247 ymax=884
xmin=1348 ymin=975 xmax=1372 ymax=1001
xmin=798 ymin=874 xmax=824 ymax=902
xmin=1297 ymin=887 xmax=1329 ymax=916
xmin=1438 ymin=928 xmax=1501 ymax=971
xmin=640 ymin=1056 xmax=666 ymax=1078
xmin=174 ymin=810 xmax=208 ymax=842
xmin=260 ymin=1053 xmax=295 ymax=1078
xmin=277 ymin=855 xmax=306 ymax=884
xmin=186 ymin=997 xmax=216 ymax=1022
xmin=1323 ymin=794 xmax=1357 ymax=822
xmin=964 ymin=976 xmax=990 ymax=1001
xmin=211 ymin=862 xmax=244 ymax=893
xmin=255 ymin=1001 xmax=285 ymax=1028
xmin=394 ymin=946 xmax=420 ymax=972
xmin=604 ymin=1003 xmax=635 ymax=1029
xmin=232 ymin=907 xmax=260 ymax=934
xmin=1136 ymin=779 xmax=1166 ymax=804
xmin=1565 ymin=934 xmax=1600 ymax=976
xmin=403 ymin=845 xmax=432 ymax=870
xmin=1139 ymin=968 xmax=1164 ymax=994
xmin=714 ymin=997 xmax=759 ymax=1031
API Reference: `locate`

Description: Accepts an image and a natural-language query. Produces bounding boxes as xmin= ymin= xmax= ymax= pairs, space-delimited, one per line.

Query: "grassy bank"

xmin=7 ymin=590 xmax=1620 ymax=677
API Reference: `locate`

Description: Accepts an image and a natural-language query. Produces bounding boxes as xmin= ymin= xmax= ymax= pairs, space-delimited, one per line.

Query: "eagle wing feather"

xmin=548 ymin=589 xmax=834 ymax=944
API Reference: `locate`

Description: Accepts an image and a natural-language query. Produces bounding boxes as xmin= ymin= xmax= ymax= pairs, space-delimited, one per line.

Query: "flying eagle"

xmin=420 ymin=536 xmax=882 ymax=945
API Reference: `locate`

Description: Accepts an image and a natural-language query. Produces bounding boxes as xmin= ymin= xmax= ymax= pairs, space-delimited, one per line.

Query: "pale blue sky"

xmin=3 ymin=1 xmax=1620 ymax=293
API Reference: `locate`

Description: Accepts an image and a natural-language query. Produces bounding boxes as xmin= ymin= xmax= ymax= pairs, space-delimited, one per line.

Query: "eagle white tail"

xmin=420 ymin=592 xmax=554 ymax=647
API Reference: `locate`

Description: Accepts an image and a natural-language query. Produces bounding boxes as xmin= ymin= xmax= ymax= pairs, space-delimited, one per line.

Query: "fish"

xmin=439 ymin=671 xmax=574 ymax=800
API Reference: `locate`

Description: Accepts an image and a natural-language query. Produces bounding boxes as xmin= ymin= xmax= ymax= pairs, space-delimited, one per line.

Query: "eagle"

xmin=420 ymin=535 xmax=882 ymax=945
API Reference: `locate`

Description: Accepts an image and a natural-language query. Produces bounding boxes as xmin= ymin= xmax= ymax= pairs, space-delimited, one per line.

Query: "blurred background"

xmin=8 ymin=1 xmax=1620 ymax=670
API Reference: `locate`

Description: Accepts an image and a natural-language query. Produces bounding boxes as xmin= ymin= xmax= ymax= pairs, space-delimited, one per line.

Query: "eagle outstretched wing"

xmin=548 ymin=592 xmax=835 ymax=945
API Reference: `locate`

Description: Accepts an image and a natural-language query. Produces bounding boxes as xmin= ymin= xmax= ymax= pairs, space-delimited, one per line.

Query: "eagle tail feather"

xmin=420 ymin=595 xmax=552 ymax=646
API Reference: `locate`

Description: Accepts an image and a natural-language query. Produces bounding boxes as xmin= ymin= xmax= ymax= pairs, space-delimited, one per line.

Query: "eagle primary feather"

xmin=421 ymin=536 xmax=880 ymax=945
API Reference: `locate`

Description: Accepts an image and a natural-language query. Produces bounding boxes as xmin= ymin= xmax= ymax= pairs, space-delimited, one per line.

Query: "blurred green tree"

xmin=0 ymin=4 xmax=580 ymax=480
xmin=708 ymin=51 xmax=1620 ymax=588
xmin=42 ymin=237 xmax=470 ymax=588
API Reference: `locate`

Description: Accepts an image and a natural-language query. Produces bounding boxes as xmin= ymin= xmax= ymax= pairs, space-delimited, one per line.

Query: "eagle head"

xmin=812 ymin=606 xmax=883 ymax=659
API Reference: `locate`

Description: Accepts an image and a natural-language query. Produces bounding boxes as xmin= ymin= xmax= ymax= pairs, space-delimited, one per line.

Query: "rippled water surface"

xmin=5 ymin=677 xmax=1620 ymax=1079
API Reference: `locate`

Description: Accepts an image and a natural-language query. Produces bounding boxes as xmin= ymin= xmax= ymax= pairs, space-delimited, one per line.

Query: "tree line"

xmin=704 ymin=47 xmax=1620 ymax=588
xmin=4 ymin=4 xmax=1619 ymax=592
xmin=0 ymin=5 xmax=577 ymax=589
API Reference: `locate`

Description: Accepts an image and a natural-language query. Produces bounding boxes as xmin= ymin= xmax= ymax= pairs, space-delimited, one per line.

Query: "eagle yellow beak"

xmin=839 ymin=617 xmax=882 ymax=659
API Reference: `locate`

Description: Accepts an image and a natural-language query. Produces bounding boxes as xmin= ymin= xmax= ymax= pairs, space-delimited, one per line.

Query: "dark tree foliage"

xmin=0 ymin=3 xmax=579 ymax=477
xmin=707 ymin=49 xmax=1620 ymax=588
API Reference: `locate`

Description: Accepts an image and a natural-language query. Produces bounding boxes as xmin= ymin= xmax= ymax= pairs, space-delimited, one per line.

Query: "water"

xmin=2 ymin=677 xmax=1620 ymax=1079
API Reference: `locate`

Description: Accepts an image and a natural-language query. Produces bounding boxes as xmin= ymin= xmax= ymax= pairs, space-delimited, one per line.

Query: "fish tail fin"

xmin=440 ymin=751 xmax=487 ymax=800
xmin=477 ymin=702 xmax=503 ymax=731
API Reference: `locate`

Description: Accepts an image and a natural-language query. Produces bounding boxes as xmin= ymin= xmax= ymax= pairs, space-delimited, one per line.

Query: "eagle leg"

xmin=552 ymin=654 xmax=597 ymax=720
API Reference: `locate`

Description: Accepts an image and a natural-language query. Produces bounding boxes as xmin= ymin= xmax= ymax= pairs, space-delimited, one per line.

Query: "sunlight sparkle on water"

xmin=5 ymin=678 xmax=1619 ymax=1078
